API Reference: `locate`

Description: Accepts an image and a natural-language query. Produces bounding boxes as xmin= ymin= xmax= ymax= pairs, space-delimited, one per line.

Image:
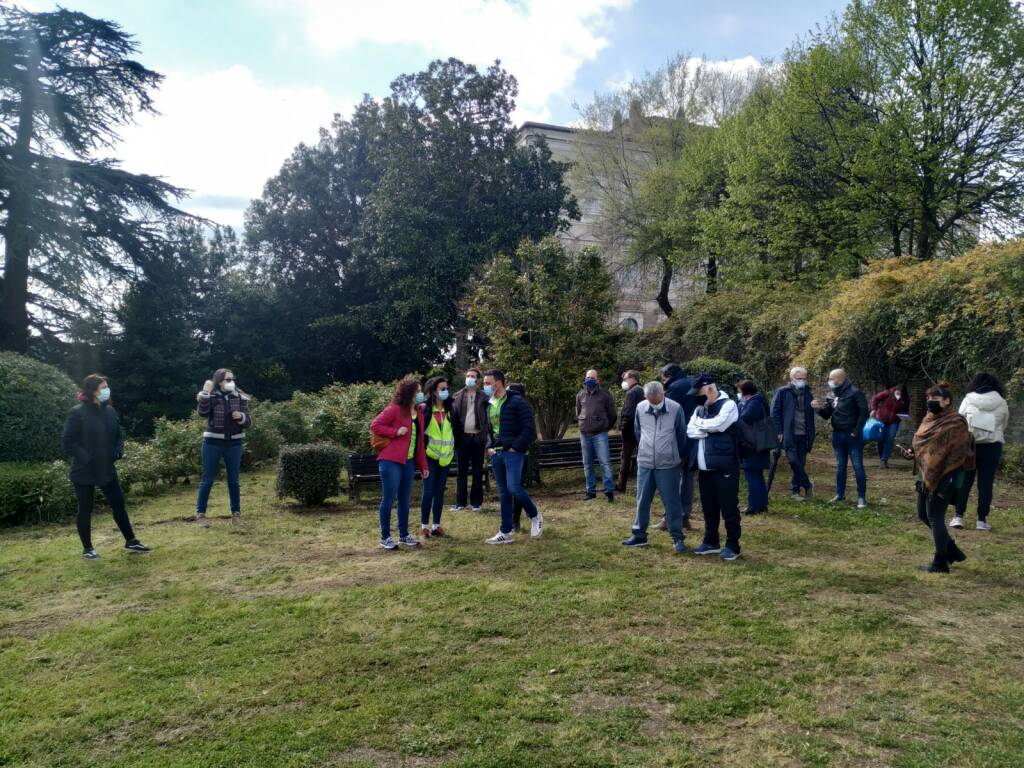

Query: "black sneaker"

xmin=946 ymin=540 xmax=967 ymax=564
xmin=605 ymin=491 xmax=614 ymax=503
xmin=583 ymin=493 xmax=597 ymax=501
xmin=83 ymin=549 xmax=100 ymax=560
xmin=124 ymin=540 xmax=151 ymax=554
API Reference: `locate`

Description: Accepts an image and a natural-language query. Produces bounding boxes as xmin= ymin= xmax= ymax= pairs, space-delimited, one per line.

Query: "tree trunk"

xmin=0 ymin=50 xmax=39 ymax=353
xmin=656 ymin=257 xmax=673 ymax=317
xmin=907 ymin=377 xmax=928 ymax=428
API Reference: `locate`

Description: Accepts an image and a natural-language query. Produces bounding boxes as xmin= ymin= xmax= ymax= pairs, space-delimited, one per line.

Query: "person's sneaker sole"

xmin=622 ymin=540 xmax=649 ymax=548
xmin=694 ymin=547 xmax=722 ymax=556
xmin=950 ymin=518 xmax=964 ymax=529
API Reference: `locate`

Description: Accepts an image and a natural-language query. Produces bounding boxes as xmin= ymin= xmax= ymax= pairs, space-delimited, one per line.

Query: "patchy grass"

xmin=1 ymin=451 xmax=1023 ymax=767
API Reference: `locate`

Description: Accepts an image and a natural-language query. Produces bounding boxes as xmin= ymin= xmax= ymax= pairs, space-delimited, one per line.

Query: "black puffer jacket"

xmin=63 ymin=400 xmax=124 ymax=486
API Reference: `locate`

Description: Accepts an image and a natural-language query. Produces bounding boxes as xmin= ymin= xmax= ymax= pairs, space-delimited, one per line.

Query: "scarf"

xmin=912 ymin=409 xmax=972 ymax=493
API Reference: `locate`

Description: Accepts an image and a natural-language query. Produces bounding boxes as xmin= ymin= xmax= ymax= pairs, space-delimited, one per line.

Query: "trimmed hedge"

xmin=276 ymin=443 xmax=341 ymax=506
xmin=0 ymin=353 xmax=77 ymax=462
xmin=0 ymin=462 xmax=76 ymax=525
xmin=1001 ymin=443 xmax=1024 ymax=484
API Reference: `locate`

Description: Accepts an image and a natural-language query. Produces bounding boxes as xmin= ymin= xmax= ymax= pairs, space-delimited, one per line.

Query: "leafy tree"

xmin=0 ymin=6 xmax=186 ymax=352
xmin=107 ymin=222 xmax=239 ymax=434
xmin=465 ymin=237 xmax=616 ymax=439
xmin=245 ymin=58 xmax=577 ymax=388
xmin=799 ymin=241 xmax=1024 ymax=399
xmin=573 ymin=54 xmax=765 ymax=313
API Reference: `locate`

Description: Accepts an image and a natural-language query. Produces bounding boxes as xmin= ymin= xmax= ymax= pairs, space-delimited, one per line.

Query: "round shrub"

xmin=0 ymin=353 xmax=78 ymax=462
xmin=276 ymin=443 xmax=342 ymax=506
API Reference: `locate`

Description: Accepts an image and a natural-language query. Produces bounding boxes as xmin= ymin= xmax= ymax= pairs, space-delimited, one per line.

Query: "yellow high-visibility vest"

xmin=425 ymin=407 xmax=455 ymax=466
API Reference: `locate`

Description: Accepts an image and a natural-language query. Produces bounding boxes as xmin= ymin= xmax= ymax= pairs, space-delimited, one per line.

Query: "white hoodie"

xmin=959 ymin=391 xmax=1010 ymax=444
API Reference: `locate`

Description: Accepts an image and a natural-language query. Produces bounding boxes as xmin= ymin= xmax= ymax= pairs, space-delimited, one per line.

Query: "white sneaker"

xmin=486 ymin=531 xmax=514 ymax=545
xmin=976 ymin=520 xmax=991 ymax=531
xmin=531 ymin=512 xmax=544 ymax=538
xmin=450 ymin=505 xmax=466 ymax=511
xmin=857 ymin=497 xmax=867 ymax=509
xmin=950 ymin=516 xmax=964 ymax=529
xmin=471 ymin=506 xmax=482 ymax=512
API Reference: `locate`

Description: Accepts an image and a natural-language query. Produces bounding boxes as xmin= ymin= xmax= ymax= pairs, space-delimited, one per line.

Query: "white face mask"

xmin=893 ymin=392 xmax=901 ymax=400
xmin=621 ymin=380 xmax=631 ymax=391
xmin=792 ymin=379 xmax=806 ymax=390
xmin=98 ymin=387 xmax=111 ymax=402
xmin=222 ymin=381 xmax=236 ymax=393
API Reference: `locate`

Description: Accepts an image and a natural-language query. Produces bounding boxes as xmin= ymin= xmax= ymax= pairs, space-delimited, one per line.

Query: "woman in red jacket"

xmin=869 ymin=384 xmax=909 ymax=468
xmin=371 ymin=378 xmax=429 ymax=550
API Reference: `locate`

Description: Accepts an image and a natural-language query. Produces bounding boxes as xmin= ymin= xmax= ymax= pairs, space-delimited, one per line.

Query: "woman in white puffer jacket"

xmin=952 ymin=373 xmax=1010 ymax=531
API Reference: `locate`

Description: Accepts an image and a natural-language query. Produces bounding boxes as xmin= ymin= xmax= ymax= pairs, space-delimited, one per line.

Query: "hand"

xmin=901 ymin=448 xmax=915 ymax=460
xmin=777 ymin=434 xmax=784 ymax=443
xmin=508 ymin=448 xmax=517 ymax=453
xmin=810 ymin=399 xmax=822 ymax=409
xmin=870 ymin=410 xmax=876 ymax=419
xmin=487 ymin=448 xmax=496 ymax=457
xmin=202 ymin=380 xmax=214 ymax=394
xmin=422 ymin=470 xmax=430 ymax=479
xmin=232 ymin=411 xmax=244 ymax=422
xmin=397 ymin=426 xmax=408 ymax=436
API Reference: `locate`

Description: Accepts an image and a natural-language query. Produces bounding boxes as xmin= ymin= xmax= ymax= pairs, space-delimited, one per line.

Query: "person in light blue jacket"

xmin=621 ymin=381 xmax=689 ymax=553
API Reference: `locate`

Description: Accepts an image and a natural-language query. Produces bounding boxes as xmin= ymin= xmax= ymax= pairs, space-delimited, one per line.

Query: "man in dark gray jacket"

xmin=812 ymin=368 xmax=870 ymax=508
xmin=621 ymin=381 xmax=688 ymax=553
xmin=576 ymin=368 xmax=617 ymax=502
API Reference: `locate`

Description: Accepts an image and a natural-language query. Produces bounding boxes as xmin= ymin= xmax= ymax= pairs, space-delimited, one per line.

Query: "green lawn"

xmin=2 ymin=453 xmax=1023 ymax=768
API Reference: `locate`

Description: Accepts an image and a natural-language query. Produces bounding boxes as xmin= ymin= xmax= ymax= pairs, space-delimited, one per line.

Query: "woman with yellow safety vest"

xmin=420 ymin=376 xmax=456 ymax=538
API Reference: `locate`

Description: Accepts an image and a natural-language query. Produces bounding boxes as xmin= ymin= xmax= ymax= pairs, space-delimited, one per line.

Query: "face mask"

xmin=415 ymin=392 xmax=426 ymax=404
xmin=98 ymin=387 xmax=111 ymax=402
xmin=621 ymin=381 xmax=630 ymax=391
xmin=828 ymin=381 xmax=839 ymax=391
xmin=222 ymin=381 xmax=236 ymax=393
xmin=792 ymin=380 xmax=806 ymax=390
xmin=695 ymin=394 xmax=708 ymax=407
xmin=483 ymin=384 xmax=495 ymax=398
xmin=465 ymin=377 xmax=477 ymax=388
xmin=893 ymin=392 xmax=901 ymax=400
xmin=439 ymin=390 xmax=449 ymax=401
xmin=584 ymin=378 xmax=597 ymax=389
xmin=927 ymin=400 xmax=943 ymax=415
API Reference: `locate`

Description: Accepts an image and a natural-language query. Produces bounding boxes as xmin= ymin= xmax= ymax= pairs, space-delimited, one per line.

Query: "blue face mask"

xmin=584 ymin=378 xmax=597 ymax=389
xmin=98 ymin=387 xmax=111 ymax=402
xmin=465 ymin=377 xmax=477 ymax=388
xmin=415 ymin=392 xmax=426 ymax=404
xmin=439 ymin=390 xmax=449 ymax=401
xmin=483 ymin=384 xmax=495 ymax=398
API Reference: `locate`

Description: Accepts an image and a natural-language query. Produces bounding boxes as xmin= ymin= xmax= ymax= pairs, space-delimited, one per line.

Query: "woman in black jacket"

xmin=195 ymin=368 xmax=252 ymax=525
xmin=62 ymin=374 xmax=150 ymax=559
xmin=738 ymin=380 xmax=771 ymax=515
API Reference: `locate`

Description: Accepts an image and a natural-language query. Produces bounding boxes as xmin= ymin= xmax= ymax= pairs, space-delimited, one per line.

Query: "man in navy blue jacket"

xmin=483 ymin=369 xmax=542 ymax=544
xmin=771 ymin=366 xmax=816 ymax=500
xmin=661 ymin=363 xmax=700 ymax=528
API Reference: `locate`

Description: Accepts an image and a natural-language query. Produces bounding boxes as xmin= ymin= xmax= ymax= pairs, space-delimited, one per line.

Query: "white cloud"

xmin=284 ymin=0 xmax=634 ymax=123
xmin=114 ymin=65 xmax=347 ymax=229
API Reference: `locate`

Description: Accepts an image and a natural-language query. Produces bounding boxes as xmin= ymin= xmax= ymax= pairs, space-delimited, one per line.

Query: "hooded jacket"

xmin=959 ymin=391 xmax=1010 ymax=444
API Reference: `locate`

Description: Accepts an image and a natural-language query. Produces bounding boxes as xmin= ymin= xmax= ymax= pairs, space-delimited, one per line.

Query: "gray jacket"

xmin=633 ymin=397 xmax=688 ymax=470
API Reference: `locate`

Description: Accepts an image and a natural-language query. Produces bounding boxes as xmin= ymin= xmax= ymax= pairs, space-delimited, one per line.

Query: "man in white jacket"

xmin=953 ymin=373 xmax=1010 ymax=531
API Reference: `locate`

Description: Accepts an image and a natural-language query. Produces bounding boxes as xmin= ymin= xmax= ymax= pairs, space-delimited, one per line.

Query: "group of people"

xmin=63 ymin=362 xmax=1011 ymax=573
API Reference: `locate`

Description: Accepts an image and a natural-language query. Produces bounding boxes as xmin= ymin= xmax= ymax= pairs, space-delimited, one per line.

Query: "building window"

xmin=620 ymin=317 xmax=640 ymax=333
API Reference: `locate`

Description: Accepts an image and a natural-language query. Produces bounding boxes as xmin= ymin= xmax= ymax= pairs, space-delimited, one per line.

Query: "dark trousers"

xmin=786 ymin=439 xmax=812 ymax=493
xmin=617 ymin=429 xmax=637 ymax=492
xmin=955 ymin=442 xmax=1002 ymax=522
xmin=420 ymin=458 xmax=451 ymax=526
xmin=511 ymin=449 xmax=531 ymax=530
xmin=698 ymin=470 xmax=742 ymax=553
xmin=455 ymin=435 xmax=486 ymax=508
xmin=74 ymin=479 xmax=135 ymax=551
xmin=743 ymin=469 xmax=768 ymax=512
xmin=918 ymin=487 xmax=953 ymax=565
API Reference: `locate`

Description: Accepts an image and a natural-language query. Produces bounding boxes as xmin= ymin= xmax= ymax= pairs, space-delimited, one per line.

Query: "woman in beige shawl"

xmin=902 ymin=383 xmax=973 ymax=573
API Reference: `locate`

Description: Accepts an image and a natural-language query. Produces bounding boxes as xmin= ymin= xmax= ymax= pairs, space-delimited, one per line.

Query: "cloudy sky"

xmin=30 ymin=0 xmax=848 ymax=229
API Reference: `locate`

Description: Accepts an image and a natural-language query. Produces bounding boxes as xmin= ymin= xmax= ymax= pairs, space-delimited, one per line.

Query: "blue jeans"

xmin=379 ymin=459 xmax=415 ymax=540
xmin=743 ymin=469 xmax=768 ymax=512
xmin=196 ymin=440 xmax=242 ymax=514
xmin=878 ymin=422 xmax=899 ymax=462
xmin=581 ymin=431 xmax=615 ymax=494
xmin=632 ymin=465 xmax=684 ymax=542
xmin=420 ymin=458 xmax=451 ymax=526
xmin=492 ymin=450 xmax=537 ymax=534
xmin=832 ymin=432 xmax=867 ymax=499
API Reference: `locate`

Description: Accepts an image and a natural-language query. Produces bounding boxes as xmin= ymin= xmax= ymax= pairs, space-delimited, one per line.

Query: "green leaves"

xmin=276 ymin=443 xmax=342 ymax=507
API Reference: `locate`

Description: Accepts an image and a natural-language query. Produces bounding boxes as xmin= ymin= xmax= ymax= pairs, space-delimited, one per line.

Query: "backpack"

xmin=729 ymin=418 xmax=757 ymax=458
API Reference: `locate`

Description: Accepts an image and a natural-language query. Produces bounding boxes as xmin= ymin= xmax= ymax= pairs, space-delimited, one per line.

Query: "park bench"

xmin=533 ymin=435 xmax=623 ymax=472
xmin=347 ymin=434 xmax=624 ymax=499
